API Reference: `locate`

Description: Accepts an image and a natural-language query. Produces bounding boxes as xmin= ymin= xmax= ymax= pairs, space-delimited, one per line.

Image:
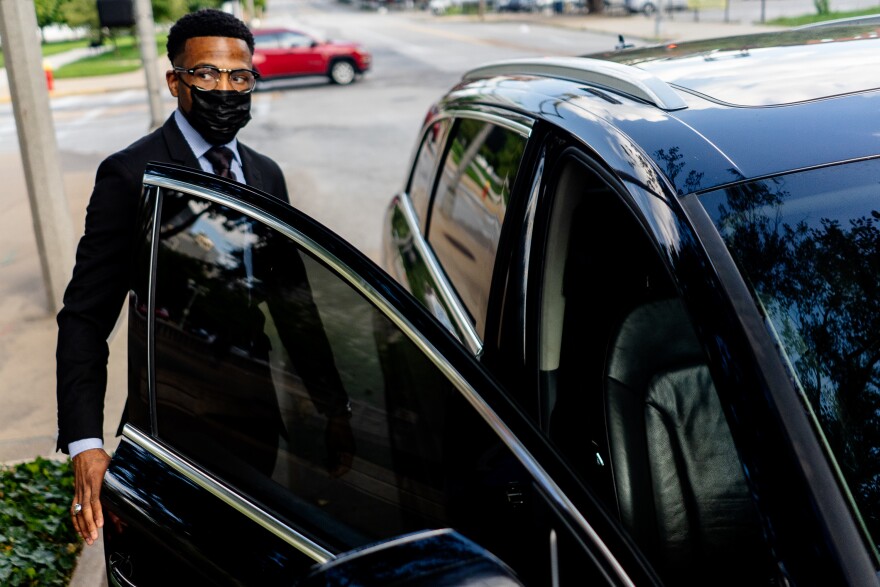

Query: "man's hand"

xmin=71 ymin=448 xmax=111 ymax=546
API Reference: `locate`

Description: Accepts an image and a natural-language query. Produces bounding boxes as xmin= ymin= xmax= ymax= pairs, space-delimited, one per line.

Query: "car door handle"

xmin=108 ymin=561 xmax=138 ymax=587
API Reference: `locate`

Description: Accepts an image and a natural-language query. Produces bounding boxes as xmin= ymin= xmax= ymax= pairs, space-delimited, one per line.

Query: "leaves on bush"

xmin=0 ymin=457 xmax=81 ymax=586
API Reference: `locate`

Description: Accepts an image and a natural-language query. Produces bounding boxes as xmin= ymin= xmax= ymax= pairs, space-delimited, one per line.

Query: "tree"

xmin=152 ymin=0 xmax=189 ymax=22
xmin=187 ymin=0 xmax=225 ymax=10
xmin=34 ymin=0 xmax=64 ymax=37
xmin=58 ymin=0 xmax=99 ymax=31
xmin=713 ymin=174 xmax=880 ymax=546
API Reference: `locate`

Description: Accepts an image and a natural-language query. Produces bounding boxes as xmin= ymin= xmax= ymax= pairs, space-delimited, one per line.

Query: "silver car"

xmin=624 ymin=0 xmax=688 ymax=15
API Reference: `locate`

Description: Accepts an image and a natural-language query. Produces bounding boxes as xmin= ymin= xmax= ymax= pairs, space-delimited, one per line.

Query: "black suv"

xmin=103 ymin=21 xmax=880 ymax=587
xmin=381 ymin=21 xmax=880 ymax=586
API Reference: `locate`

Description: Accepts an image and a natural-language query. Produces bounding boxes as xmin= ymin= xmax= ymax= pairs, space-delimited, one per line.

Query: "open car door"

xmin=100 ymin=163 xmax=649 ymax=587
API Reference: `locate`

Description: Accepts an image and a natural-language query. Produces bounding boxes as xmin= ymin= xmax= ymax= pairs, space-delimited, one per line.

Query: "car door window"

xmin=150 ymin=187 xmax=599 ymax=585
xmin=406 ymin=118 xmax=450 ymax=228
xmin=534 ymin=155 xmax=777 ymax=585
xmin=428 ymin=118 xmax=527 ymax=337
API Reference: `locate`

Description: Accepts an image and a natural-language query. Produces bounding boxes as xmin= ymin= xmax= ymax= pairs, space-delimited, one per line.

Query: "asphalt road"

xmin=0 ymin=2 xmax=634 ymax=265
xmin=3 ymin=0 xmax=876 ymax=262
xmin=244 ymin=4 xmax=638 ymax=259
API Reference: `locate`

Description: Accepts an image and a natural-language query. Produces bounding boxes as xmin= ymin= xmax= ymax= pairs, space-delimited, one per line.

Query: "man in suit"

xmin=56 ymin=9 xmax=291 ymax=547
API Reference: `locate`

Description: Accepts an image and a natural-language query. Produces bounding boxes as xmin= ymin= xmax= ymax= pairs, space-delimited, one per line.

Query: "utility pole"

xmin=0 ymin=0 xmax=74 ymax=314
xmin=133 ymin=0 xmax=164 ymax=130
xmin=654 ymin=0 xmax=664 ymax=38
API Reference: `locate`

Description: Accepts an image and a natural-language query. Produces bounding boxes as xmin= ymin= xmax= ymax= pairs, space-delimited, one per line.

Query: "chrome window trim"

xmin=147 ymin=191 xmax=161 ymax=436
xmin=121 ymin=424 xmax=334 ymax=563
xmin=520 ymin=153 xmax=543 ymax=361
xmin=406 ymin=118 xmax=452 ymax=233
xmin=145 ymin=173 xmax=632 ymax=586
xmin=316 ymin=529 xmax=452 ymax=571
xmin=396 ymin=190 xmax=483 ymax=356
xmin=439 ymin=108 xmax=533 ymax=138
xmin=108 ymin=564 xmax=137 ymax=587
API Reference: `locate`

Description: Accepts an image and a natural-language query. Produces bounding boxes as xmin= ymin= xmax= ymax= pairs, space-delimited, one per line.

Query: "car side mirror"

xmin=296 ymin=529 xmax=524 ymax=586
xmin=311 ymin=40 xmax=320 ymax=48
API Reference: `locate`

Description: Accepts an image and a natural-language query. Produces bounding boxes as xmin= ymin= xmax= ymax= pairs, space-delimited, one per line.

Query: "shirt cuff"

xmin=69 ymin=438 xmax=103 ymax=458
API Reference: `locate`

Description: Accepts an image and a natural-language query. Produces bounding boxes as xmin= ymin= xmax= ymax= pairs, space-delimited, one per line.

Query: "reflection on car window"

xmin=407 ymin=118 xmax=449 ymax=225
xmin=700 ymin=158 xmax=880 ymax=551
xmin=429 ymin=118 xmax=526 ymax=337
xmin=153 ymin=195 xmax=350 ymax=477
xmin=151 ymin=190 xmax=559 ymax=584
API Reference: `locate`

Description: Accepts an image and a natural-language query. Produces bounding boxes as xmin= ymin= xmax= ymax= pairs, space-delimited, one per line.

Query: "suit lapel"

xmin=161 ymin=116 xmax=201 ymax=169
xmin=238 ymin=143 xmax=265 ymax=191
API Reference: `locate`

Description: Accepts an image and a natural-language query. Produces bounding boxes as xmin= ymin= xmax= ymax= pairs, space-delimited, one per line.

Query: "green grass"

xmin=0 ymin=38 xmax=90 ymax=70
xmin=766 ymin=5 xmax=880 ymax=26
xmin=54 ymin=34 xmax=167 ymax=79
xmin=41 ymin=39 xmax=91 ymax=57
xmin=0 ymin=458 xmax=81 ymax=586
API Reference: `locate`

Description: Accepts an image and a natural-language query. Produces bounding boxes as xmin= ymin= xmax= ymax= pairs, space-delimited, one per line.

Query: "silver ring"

xmin=73 ymin=503 xmax=82 ymax=515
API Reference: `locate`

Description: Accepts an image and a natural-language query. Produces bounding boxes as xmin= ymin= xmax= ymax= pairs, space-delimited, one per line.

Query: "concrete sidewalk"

xmin=0 ymin=11 xmax=782 ymax=586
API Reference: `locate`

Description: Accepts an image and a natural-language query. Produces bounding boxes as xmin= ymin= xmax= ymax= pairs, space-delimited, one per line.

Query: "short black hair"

xmin=166 ymin=9 xmax=254 ymax=65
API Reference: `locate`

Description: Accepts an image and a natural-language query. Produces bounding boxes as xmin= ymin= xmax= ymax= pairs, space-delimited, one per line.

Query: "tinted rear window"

xmin=699 ymin=158 xmax=880 ymax=549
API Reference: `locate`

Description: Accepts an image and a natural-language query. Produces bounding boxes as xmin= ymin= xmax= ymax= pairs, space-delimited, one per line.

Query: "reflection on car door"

xmin=101 ymin=163 xmax=648 ymax=586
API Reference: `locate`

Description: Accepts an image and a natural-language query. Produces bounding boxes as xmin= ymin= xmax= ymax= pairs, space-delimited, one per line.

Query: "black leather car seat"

xmin=604 ymin=298 xmax=768 ymax=585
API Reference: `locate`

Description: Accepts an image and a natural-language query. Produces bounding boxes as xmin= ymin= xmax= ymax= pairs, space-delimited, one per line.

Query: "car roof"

xmin=453 ymin=21 xmax=880 ymax=195
xmin=592 ymin=23 xmax=880 ymax=106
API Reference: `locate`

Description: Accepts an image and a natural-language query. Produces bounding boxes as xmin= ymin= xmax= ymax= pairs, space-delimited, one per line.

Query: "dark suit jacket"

xmin=56 ymin=115 xmax=289 ymax=452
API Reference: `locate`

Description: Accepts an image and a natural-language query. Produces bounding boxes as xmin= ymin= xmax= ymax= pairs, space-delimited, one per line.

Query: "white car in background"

xmin=624 ymin=0 xmax=688 ymax=14
xmin=428 ymin=0 xmax=454 ymax=13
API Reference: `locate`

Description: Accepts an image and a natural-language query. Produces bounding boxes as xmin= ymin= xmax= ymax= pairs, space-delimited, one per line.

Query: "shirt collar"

xmin=174 ymin=109 xmax=241 ymax=165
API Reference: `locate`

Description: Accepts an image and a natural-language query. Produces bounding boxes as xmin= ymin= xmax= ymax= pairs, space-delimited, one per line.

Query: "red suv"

xmin=251 ymin=27 xmax=371 ymax=86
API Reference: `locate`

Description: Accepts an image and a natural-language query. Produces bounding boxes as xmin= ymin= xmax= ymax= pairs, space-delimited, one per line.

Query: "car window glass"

xmin=537 ymin=157 xmax=776 ymax=585
xmin=254 ymin=34 xmax=280 ymax=50
xmin=407 ymin=118 xmax=450 ymax=226
xmin=428 ymin=118 xmax=527 ymax=337
xmin=699 ymin=158 xmax=880 ymax=552
xmin=151 ymin=190 xmax=577 ymax=585
xmin=282 ymin=31 xmax=313 ymax=48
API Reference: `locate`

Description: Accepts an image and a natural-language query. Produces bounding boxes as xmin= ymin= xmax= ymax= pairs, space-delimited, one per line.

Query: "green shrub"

xmin=0 ymin=458 xmax=81 ymax=587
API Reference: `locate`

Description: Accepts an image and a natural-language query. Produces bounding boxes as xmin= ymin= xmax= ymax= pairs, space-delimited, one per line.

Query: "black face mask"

xmin=182 ymin=85 xmax=252 ymax=146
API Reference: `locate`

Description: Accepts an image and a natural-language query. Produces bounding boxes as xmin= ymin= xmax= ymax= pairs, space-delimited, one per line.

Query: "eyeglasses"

xmin=174 ymin=65 xmax=260 ymax=94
